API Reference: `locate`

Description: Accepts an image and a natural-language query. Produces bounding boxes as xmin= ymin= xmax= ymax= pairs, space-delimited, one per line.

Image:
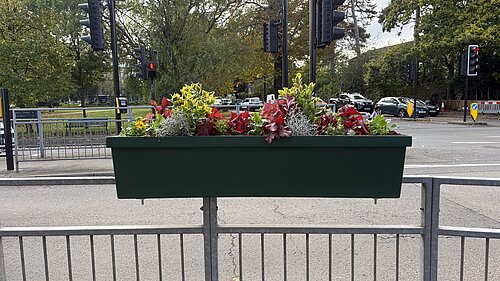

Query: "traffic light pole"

xmin=1 ymin=89 xmax=14 ymax=171
xmin=282 ymin=0 xmax=288 ymax=87
xmin=109 ymin=0 xmax=122 ymax=133
xmin=309 ymin=0 xmax=316 ymax=84
xmin=413 ymin=57 xmax=418 ymax=120
xmin=463 ymin=76 xmax=469 ymax=122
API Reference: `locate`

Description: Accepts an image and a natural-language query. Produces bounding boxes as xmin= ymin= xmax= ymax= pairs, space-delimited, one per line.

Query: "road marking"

xmin=405 ymin=163 xmax=500 ymax=169
xmin=486 ymin=136 xmax=500 ymax=138
xmin=452 ymin=141 xmax=500 ymax=144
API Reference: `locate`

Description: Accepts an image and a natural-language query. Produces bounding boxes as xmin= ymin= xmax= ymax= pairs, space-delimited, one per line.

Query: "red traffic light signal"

xmin=148 ymin=61 xmax=156 ymax=79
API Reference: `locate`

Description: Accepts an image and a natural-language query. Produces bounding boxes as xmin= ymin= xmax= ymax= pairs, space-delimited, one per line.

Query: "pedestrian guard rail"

xmin=0 ymin=176 xmax=499 ymax=281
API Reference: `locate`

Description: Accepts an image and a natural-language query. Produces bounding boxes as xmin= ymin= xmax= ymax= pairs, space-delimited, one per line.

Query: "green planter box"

xmin=106 ymin=135 xmax=412 ymax=199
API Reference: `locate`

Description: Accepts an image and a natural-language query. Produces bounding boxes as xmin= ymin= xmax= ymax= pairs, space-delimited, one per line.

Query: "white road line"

xmin=405 ymin=163 xmax=500 ymax=169
xmin=452 ymin=141 xmax=500 ymax=144
xmin=486 ymin=136 xmax=500 ymax=138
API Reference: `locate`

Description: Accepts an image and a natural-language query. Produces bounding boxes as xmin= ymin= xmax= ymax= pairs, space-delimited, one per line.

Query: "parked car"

xmin=331 ymin=93 xmax=374 ymax=112
xmin=241 ymin=97 xmax=263 ymax=111
xmin=424 ymin=101 xmax=440 ymax=117
xmin=221 ymin=98 xmax=232 ymax=106
xmin=374 ymin=97 xmax=429 ymax=117
xmin=213 ymin=98 xmax=222 ymax=106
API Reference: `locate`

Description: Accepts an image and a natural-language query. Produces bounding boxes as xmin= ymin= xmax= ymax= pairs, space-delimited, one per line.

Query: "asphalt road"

xmin=1 ymin=117 xmax=499 ymax=280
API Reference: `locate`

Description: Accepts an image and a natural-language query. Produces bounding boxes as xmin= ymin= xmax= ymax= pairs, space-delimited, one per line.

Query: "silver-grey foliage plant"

xmin=156 ymin=111 xmax=192 ymax=137
xmin=287 ymin=109 xmax=315 ymax=136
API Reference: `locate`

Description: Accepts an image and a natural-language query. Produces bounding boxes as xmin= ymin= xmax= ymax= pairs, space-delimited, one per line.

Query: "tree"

xmin=0 ymin=0 xmax=77 ymax=107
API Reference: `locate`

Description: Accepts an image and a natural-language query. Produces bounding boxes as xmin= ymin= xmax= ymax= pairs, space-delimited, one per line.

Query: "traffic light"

xmin=408 ymin=61 xmax=417 ymax=81
xmin=467 ymin=45 xmax=479 ymax=76
xmin=317 ymin=0 xmax=345 ymax=48
xmin=458 ymin=53 xmax=467 ymax=77
xmin=133 ymin=46 xmax=147 ymax=80
xmin=148 ymin=61 xmax=157 ymax=79
xmin=78 ymin=0 xmax=104 ymax=51
xmin=263 ymin=21 xmax=278 ymax=53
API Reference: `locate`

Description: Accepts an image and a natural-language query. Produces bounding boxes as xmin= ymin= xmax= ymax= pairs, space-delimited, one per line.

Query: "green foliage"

xmin=278 ymin=74 xmax=321 ymax=123
xmin=121 ymin=114 xmax=163 ymax=137
xmin=249 ymin=112 xmax=264 ymax=135
xmin=171 ymin=83 xmax=215 ymax=129
xmin=0 ymin=0 xmax=77 ymax=107
xmin=214 ymin=119 xmax=229 ymax=135
xmin=368 ymin=114 xmax=397 ymax=135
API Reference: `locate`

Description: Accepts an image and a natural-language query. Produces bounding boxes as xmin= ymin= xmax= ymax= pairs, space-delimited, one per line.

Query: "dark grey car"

xmin=375 ymin=97 xmax=429 ymax=117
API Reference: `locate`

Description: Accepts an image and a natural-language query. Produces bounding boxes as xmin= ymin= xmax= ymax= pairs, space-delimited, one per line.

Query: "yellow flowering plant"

xmin=171 ymin=83 xmax=215 ymax=130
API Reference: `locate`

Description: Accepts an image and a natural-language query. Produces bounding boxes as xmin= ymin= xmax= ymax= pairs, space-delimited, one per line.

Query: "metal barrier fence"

xmin=11 ymin=106 xmax=152 ymax=171
xmin=478 ymin=101 xmax=500 ymax=114
xmin=0 ymin=176 xmax=499 ymax=281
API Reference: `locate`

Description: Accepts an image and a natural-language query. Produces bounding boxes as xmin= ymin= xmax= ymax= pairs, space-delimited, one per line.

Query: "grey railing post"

xmin=0 ymin=236 xmax=7 ymax=281
xmin=203 ymin=197 xmax=218 ymax=281
xmin=430 ymin=178 xmax=441 ymax=281
xmin=36 ymin=110 xmax=45 ymax=158
xmin=12 ymin=110 xmax=19 ymax=172
xmin=420 ymin=177 xmax=433 ymax=281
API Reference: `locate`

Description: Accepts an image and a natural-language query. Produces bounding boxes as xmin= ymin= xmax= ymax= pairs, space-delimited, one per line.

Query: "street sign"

xmin=470 ymin=102 xmax=478 ymax=121
xmin=407 ymin=102 xmax=414 ymax=117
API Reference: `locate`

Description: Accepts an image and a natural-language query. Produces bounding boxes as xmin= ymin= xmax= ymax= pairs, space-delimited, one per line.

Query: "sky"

xmin=365 ymin=0 xmax=414 ymax=49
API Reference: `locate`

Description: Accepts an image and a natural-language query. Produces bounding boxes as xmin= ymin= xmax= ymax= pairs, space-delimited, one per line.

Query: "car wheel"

xmin=375 ymin=108 xmax=382 ymax=115
xmin=398 ymin=109 xmax=406 ymax=118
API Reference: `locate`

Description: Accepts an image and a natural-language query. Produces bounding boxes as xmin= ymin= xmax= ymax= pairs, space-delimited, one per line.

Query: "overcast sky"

xmin=365 ymin=0 xmax=414 ymax=49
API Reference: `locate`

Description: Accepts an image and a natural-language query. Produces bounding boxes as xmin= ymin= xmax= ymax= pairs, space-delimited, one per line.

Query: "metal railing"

xmin=1 ymin=178 xmax=499 ymax=278
xmin=10 ymin=106 xmax=152 ymax=171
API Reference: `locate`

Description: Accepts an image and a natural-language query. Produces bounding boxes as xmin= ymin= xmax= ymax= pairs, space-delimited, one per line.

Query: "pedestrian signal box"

xmin=115 ymin=97 xmax=128 ymax=114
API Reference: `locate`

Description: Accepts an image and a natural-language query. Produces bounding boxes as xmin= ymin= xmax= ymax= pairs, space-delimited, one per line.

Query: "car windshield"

xmin=249 ymin=98 xmax=260 ymax=102
xmin=352 ymin=94 xmax=364 ymax=100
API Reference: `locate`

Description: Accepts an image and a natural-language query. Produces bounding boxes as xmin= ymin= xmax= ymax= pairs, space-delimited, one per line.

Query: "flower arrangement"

xmin=121 ymin=74 xmax=397 ymax=143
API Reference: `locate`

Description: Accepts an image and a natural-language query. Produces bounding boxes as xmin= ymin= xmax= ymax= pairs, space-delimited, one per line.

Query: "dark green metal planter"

xmin=106 ymin=135 xmax=411 ymax=199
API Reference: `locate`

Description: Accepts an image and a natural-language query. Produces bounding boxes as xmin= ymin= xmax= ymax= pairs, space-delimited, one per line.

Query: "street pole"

xmin=149 ymin=48 xmax=155 ymax=114
xmin=463 ymin=76 xmax=469 ymax=122
xmin=309 ymin=0 xmax=316 ymax=84
xmin=1 ymin=89 xmax=14 ymax=171
xmin=282 ymin=0 xmax=289 ymax=88
xmin=413 ymin=57 xmax=418 ymax=120
xmin=109 ymin=0 xmax=121 ymax=133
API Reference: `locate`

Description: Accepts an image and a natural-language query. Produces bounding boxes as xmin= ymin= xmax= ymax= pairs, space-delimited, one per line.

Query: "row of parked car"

xmin=214 ymin=93 xmax=440 ymax=117
xmin=328 ymin=93 xmax=440 ymax=117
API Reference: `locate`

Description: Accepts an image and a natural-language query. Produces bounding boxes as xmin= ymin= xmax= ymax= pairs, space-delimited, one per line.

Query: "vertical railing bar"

xmin=396 ymin=234 xmax=400 ymax=281
xmin=261 ymin=233 xmax=265 ymax=281
xmin=90 ymin=235 xmax=96 ymax=281
xmin=0 ymin=235 xmax=5 ymax=281
xmin=351 ymin=234 xmax=354 ymax=281
xmin=180 ymin=234 xmax=185 ymax=281
xmin=328 ymin=234 xmax=332 ymax=281
xmin=134 ymin=234 xmax=140 ymax=281
xmin=19 ymin=237 xmax=27 ymax=281
xmin=66 ymin=236 xmax=72 ymax=281
xmin=239 ymin=233 xmax=243 ymax=281
xmin=484 ymin=238 xmax=490 ymax=281
xmin=306 ymin=234 xmax=309 ymax=281
xmin=373 ymin=234 xmax=377 ymax=281
xmin=42 ymin=236 xmax=49 ymax=281
xmin=484 ymin=238 xmax=489 ymax=281
xmin=157 ymin=234 xmax=162 ymax=281
xmin=283 ymin=233 xmax=287 ymax=281
xmin=110 ymin=235 xmax=117 ymax=281
xmin=460 ymin=237 xmax=465 ymax=281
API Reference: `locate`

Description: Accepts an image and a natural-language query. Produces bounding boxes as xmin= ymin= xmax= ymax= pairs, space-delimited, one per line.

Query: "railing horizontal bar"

xmin=0 ymin=225 xmax=203 ymax=236
xmin=218 ymin=225 xmax=424 ymax=235
xmin=439 ymin=226 xmax=500 ymax=239
xmin=402 ymin=176 xmax=433 ymax=184
xmin=434 ymin=176 xmax=500 ymax=187
xmin=0 ymin=177 xmax=115 ymax=186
